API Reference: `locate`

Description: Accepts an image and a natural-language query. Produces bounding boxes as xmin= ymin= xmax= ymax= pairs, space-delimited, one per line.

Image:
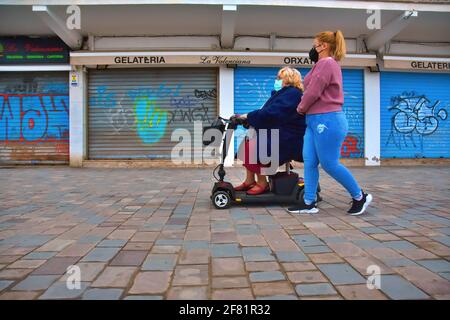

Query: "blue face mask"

xmin=273 ymin=79 xmax=283 ymax=91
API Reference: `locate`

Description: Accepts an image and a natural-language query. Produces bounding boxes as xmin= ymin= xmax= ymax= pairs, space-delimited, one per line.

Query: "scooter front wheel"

xmin=212 ymin=191 xmax=231 ymax=209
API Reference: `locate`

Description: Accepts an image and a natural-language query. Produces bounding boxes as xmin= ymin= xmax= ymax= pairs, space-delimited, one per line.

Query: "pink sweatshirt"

xmin=297 ymin=57 xmax=344 ymax=115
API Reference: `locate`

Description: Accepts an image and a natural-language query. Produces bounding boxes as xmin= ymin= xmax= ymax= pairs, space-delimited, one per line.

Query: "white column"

xmin=219 ymin=66 xmax=235 ymax=167
xmin=69 ymin=67 xmax=87 ymax=167
xmin=364 ymin=68 xmax=381 ymax=166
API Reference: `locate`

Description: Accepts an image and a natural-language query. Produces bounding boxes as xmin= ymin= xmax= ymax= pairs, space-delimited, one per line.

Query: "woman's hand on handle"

xmin=231 ymin=113 xmax=247 ymax=119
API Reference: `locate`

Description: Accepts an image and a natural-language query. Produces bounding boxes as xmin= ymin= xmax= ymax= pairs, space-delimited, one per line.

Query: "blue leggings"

xmin=303 ymin=111 xmax=361 ymax=203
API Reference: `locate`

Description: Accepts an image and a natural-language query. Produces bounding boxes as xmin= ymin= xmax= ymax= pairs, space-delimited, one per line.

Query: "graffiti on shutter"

xmin=0 ymin=73 xmax=69 ymax=163
xmin=88 ymin=69 xmax=217 ymax=159
xmin=381 ymin=72 xmax=450 ymax=158
xmin=385 ymin=92 xmax=448 ymax=154
xmin=90 ymin=85 xmax=215 ymax=146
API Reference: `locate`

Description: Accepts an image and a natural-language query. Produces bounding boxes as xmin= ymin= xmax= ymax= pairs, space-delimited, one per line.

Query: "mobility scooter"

xmin=203 ymin=116 xmax=321 ymax=209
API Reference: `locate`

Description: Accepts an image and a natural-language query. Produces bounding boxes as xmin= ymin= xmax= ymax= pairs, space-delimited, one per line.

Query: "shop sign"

xmin=113 ymin=56 xmax=166 ymax=64
xmin=70 ymin=52 xmax=375 ymax=68
xmin=384 ymin=56 xmax=450 ymax=72
xmin=0 ymin=37 xmax=69 ymax=64
xmin=410 ymin=61 xmax=450 ymax=71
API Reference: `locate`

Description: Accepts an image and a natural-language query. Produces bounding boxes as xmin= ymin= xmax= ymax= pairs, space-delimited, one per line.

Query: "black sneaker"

xmin=287 ymin=200 xmax=319 ymax=214
xmin=347 ymin=191 xmax=373 ymax=216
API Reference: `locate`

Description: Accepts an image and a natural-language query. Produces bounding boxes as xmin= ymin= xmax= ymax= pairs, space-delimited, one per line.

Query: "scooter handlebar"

xmin=229 ymin=115 xmax=250 ymax=129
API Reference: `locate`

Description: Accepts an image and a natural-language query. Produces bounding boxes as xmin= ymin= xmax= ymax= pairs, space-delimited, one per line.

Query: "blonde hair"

xmin=315 ymin=30 xmax=346 ymax=61
xmin=278 ymin=67 xmax=304 ymax=92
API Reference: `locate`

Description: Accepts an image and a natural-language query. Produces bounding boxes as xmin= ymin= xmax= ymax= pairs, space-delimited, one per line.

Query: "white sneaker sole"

xmin=350 ymin=194 xmax=373 ymax=216
xmin=287 ymin=207 xmax=319 ymax=214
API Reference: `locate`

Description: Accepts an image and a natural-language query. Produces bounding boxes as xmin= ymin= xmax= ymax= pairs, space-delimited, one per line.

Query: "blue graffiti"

xmin=88 ymin=82 xmax=215 ymax=148
xmin=127 ymin=82 xmax=182 ymax=102
xmin=0 ymin=94 xmax=69 ymax=142
xmin=134 ymin=97 xmax=168 ymax=144
xmin=89 ymin=85 xmax=117 ymax=108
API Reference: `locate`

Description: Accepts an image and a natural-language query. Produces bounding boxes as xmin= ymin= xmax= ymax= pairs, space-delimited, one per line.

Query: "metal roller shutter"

xmin=0 ymin=72 xmax=69 ymax=164
xmin=381 ymin=71 xmax=450 ymax=158
xmin=88 ymin=68 xmax=217 ymax=159
xmin=234 ymin=67 xmax=364 ymax=158
xmin=341 ymin=69 xmax=365 ymax=158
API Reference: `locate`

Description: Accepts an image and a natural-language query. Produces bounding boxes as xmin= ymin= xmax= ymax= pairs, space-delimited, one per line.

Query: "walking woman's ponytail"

xmin=334 ymin=30 xmax=346 ymax=61
xmin=315 ymin=30 xmax=347 ymax=61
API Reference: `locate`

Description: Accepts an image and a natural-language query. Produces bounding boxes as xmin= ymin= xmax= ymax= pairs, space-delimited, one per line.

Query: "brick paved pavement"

xmin=0 ymin=166 xmax=449 ymax=300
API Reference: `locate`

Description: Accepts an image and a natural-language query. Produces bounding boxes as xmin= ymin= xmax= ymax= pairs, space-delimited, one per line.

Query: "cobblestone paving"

xmin=0 ymin=166 xmax=449 ymax=300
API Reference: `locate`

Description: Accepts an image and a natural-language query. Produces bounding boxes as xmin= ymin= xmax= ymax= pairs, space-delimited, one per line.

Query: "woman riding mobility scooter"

xmin=203 ymin=116 xmax=321 ymax=209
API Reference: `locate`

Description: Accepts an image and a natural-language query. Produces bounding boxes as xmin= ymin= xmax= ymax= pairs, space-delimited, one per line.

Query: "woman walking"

xmin=287 ymin=30 xmax=372 ymax=216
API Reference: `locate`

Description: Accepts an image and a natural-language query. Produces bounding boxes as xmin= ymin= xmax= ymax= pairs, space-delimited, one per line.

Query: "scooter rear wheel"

xmin=212 ymin=191 xmax=231 ymax=209
xmin=296 ymin=189 xmax=305 ymax=203
xmin=297 ymin=188 xmax=323 ymax=203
